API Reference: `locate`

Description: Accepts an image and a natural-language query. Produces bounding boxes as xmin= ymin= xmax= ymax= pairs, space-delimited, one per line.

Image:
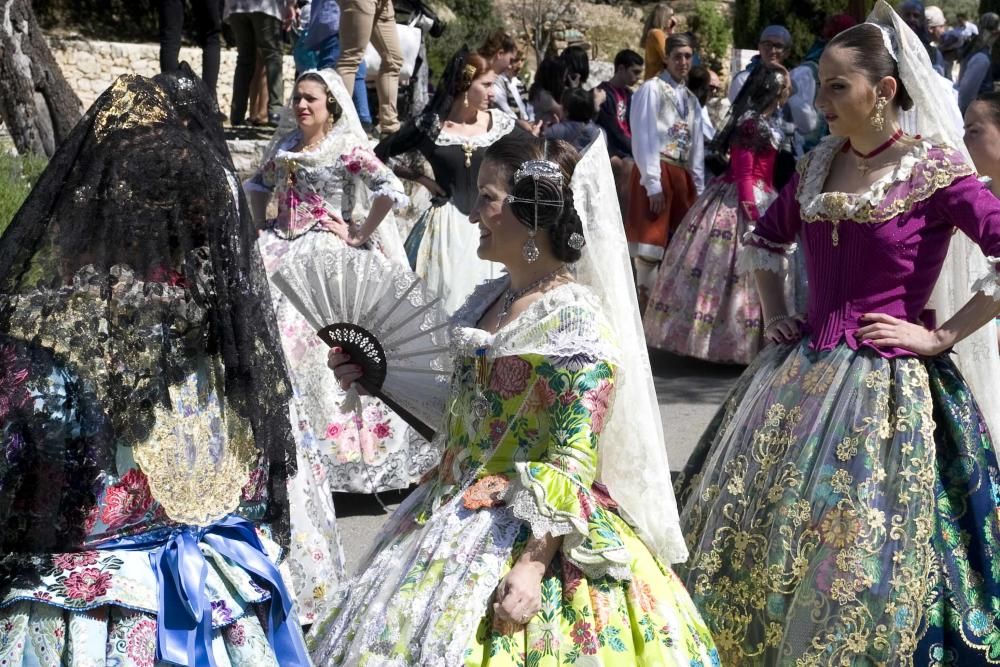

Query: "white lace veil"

xmin=867 ymin=1 xmax=1000 ymax=439
xmin=265 ymin=68 xmax=365 ymax=154
xmin=263 ymin=69 xmax=408 ymax=266
xmin=570 ymin=133 xmax=688 ymax=564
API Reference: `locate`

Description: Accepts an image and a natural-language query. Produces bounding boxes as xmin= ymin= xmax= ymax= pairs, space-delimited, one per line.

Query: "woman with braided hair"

xmin=310 ymin=134 xmax=719 ymax=665
xmin=643 ymin=62 xmax=792 ymax=364
xmin=376 ymin=48 xmax=525 ymax=314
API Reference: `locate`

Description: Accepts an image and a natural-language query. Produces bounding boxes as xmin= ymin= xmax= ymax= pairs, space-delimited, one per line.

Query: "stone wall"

xmin=48 ymin=36 xmax=298 ymax=116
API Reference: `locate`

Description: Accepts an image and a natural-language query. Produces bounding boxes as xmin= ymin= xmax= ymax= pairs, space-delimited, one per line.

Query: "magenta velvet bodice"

xmin=724 ymin=113 xmax=780 ymax=220
xmin=747 ymin=137 xmax=1000 ymax=358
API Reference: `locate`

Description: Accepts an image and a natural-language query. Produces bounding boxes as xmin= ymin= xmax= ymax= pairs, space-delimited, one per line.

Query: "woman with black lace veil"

xmin=376 ymin=47 xmax=523 ymax=313
xmin=0 ymin=67 xmax=310 ymax=666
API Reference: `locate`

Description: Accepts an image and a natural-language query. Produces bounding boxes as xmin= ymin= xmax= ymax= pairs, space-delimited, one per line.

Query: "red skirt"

xmin=625 ymin=161 xmax=697 ymax=261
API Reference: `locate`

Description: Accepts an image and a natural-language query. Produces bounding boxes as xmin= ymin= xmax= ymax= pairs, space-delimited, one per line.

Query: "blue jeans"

xmin=294 ymin=32 xmax=372 ymax=123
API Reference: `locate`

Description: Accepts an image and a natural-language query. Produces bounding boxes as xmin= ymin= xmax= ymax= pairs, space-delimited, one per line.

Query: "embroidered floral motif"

xmin=489 ymin=356 xmax=532 ymax=399
xmin=100 ymin=468 xmax=156 ymax=530
xmin=226 ymin=621 xmax=247 ymax=646
xmin=675 ymin=341 xmax=1000 ymax=666
xmin=126 ymin=618 xmax=157 ymax=667
xmin=51 ymin=552 xmax=99 ymax=571
xmin=582 ymin=379 xmax=614 ymax=435
xmin=63 ymin=568 xmax=113 ymax=602
xmin=462 ymin=474 xmax=510 ymax=510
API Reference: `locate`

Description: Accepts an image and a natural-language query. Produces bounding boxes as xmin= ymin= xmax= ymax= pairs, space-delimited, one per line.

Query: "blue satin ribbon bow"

xmin=103 ymin=516 xmax=310 ymax=667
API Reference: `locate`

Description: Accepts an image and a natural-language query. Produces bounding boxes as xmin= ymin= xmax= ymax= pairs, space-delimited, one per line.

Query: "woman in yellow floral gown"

xmin=309 ymin=134 xmax=719 ymax=665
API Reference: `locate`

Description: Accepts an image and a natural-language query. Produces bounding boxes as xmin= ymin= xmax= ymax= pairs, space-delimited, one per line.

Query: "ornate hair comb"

xmin=506 ymin=159 xmax=565 ymax=263
xmin=462 ymin=64 xmax=478 ymax=81
xmin=512 ymin=159 xmax=563 ymax=186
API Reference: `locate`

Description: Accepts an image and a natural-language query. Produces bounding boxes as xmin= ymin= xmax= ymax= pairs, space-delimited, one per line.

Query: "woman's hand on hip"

xmin=856 ymin=313 xmax=947 ymax=355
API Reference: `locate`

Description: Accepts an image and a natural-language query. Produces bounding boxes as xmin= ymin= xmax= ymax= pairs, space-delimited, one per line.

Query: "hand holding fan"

xmin=269 ymin=238 xmax=452 ymax=441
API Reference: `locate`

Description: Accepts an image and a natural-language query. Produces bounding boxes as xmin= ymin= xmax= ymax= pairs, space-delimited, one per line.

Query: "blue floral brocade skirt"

xmin=674 ymin=339 xmax=1000 ymax=666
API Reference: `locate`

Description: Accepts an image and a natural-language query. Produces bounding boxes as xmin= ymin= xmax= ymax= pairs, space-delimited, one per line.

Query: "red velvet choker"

xmin=844 ymin=129 xmax=904 ymax=175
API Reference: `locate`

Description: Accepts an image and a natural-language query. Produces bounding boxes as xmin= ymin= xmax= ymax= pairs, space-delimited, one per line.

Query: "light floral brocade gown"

xmin=307 ymin=278 xmax=719 ymax=666
xmin=675 ymin=136 xmax=1000 ymax=665
xmin=246 ymin=126 xmax=439 ymax=623
xmin=643 ymin=111 xmax=783 ymax=364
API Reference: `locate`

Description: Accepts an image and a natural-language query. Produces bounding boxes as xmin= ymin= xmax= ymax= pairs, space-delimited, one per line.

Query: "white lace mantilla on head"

xmin=434 ymin=109 xmax=517 ymax=149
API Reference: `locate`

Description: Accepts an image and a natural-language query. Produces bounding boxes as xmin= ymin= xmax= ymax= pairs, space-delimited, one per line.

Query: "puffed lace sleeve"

xmin=737 ymin=173 xmax=802 ymax=275
xmin=341 ymin=145 xmax=409 ymax=209
xmin=467 ymin=354 xmax=632 ymax=580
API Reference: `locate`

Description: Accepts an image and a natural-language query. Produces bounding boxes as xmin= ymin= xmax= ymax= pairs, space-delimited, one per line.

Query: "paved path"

xmin=333 ymin=351 xmax=744 ymax=574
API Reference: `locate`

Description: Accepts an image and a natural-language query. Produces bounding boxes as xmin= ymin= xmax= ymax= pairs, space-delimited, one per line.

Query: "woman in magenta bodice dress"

xmin=675 ymin=6 xmax=1000 ymax=664
xmin=643 ymin=62 xmax=791 ymax=364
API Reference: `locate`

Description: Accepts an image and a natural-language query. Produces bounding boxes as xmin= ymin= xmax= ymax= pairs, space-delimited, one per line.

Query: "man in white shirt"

xmin=625 ymin=33 xmax=703 ymax=309
xmin=957 ymin=12 xmax=979 ymax=39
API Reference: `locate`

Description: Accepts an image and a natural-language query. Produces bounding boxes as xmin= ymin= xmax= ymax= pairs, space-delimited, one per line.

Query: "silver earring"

xmin=522 ymin=231 xmax=540 ymax=262
xmin=567 ymin=232 xmax=585 ymax=250
xmin=522 ymin=175 xmax=540 ymax=263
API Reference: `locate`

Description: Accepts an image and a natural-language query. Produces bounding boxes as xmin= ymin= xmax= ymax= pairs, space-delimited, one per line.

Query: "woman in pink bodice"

xmin=643 ymin=62 xmax=790 ymax=364
xmin=674 ymin=5 xmax=1000 ymax=665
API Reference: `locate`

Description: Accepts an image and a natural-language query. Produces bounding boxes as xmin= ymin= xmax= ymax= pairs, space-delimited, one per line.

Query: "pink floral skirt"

xmin=642 ymin=178 xmax=773 ymax=364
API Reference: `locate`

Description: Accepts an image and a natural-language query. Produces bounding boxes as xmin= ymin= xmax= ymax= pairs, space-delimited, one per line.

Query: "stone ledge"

xmin=48 ymin=36 xmax=298 ymax=116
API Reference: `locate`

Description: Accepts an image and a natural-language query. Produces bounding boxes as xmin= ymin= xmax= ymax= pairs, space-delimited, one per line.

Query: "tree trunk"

xmin=0 ymin=0 xmax=81 ymax=157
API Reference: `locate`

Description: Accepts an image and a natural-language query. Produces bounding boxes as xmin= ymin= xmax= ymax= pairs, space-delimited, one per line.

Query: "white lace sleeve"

xmin=971 ymin=256 xmax=1000 ymax=301
xmin=737 ymin=231 xmax=796 ymax=275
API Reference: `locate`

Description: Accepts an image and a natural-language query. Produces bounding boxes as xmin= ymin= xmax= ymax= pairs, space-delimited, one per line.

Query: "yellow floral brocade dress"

xmin=308 ymin=279 xmax=719 ymax=666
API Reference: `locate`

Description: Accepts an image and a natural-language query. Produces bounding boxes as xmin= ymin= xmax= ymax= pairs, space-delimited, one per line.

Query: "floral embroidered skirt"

xmin=674 ymin=339 xmax=1000 ymax=665
xmin=642 ymin=178 xmax=774 ymax=365
xmin=0 ymin=539 xmax=293 ymax=666
xmin=307 ymin=485 xmax=720 ymax=666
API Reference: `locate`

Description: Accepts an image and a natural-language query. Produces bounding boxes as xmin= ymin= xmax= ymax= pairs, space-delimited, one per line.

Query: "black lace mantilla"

xmin=0 ymin=66 xmax=296 ymax=553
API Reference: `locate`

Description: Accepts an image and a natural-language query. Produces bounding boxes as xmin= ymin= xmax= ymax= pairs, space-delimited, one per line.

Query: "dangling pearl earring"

xmin=463 ymin=92 xmax=470 ymax=108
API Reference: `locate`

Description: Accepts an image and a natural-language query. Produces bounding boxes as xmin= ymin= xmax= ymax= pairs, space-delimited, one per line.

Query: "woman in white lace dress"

xmin=244 ymin=69 xmax=439 ymax=624
xmin=309 ymin=134 xmax=719 ymax=665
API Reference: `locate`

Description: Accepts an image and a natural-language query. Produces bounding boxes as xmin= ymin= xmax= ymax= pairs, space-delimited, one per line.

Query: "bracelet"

xmin=764 ymin=313 xmax=795 ymax=329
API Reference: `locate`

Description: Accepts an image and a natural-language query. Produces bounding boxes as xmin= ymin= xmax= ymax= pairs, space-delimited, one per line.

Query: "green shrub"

xmin=689 ymin=1 xmax=733 ymax=69
xmin=735 ymin=0 xmax=875 ymax=62
xmin=426 ymin=0 xmax=503 ymax=82
xmin=0 ymin=152 xmax=47 ymax=237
